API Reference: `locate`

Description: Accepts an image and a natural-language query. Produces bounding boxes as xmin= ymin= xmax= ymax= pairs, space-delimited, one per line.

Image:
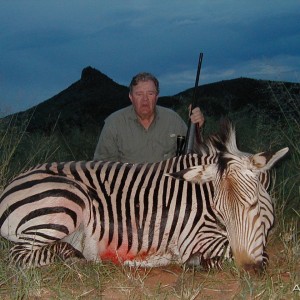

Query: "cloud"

xmin=207 ymin=55 xmax=300 ymax=83
xmin=158 ymin=54 xmax=300 ymax=96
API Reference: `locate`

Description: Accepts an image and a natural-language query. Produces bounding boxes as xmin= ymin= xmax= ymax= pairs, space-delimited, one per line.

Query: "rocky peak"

xmin=80 ymin=66 xmax=114 ymax=87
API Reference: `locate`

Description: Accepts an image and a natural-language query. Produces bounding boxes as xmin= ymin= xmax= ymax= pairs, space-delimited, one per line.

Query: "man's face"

xmin=129 ymin=80 xmax=158 ymax=120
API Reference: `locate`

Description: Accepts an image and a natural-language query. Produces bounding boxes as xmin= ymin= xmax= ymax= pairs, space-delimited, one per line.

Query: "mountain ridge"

xmin=2 ymin=66 xmax=299 ymax=133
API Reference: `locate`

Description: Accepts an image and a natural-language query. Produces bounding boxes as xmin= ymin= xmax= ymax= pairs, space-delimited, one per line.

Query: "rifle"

xmin=176 ymin=52 xmax=203 ymax=155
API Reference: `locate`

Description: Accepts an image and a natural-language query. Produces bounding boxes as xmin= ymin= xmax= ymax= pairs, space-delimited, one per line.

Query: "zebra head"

xmin=168 ymin=121 xmax=289 ymax=272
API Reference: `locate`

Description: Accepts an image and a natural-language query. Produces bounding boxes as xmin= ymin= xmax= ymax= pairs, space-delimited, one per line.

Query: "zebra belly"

xmin=99 ymin=247 xmax=179 ymax=267
xmin=96 ymin=239 xmax=180 ymax=267
xmin=124 ymin=253 xmax=178 ymax=267
xmin=62 ymin=233 xmax=179 ymax=266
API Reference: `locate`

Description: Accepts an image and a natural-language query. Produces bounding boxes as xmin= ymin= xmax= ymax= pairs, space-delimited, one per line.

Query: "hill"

xmin=176 ymin=77 xmax=300 ymax=119
xmin=2 ymin=66 xmax=299 ymax=133
xmin=5 ymin=67 xmax=130 ymax=133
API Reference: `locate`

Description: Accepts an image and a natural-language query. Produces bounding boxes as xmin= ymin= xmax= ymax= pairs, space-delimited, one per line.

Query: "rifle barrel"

xmin=184 ymin=52 xmax=204 ymax=154
xmin=191 ymin=52 xmax=203 ymax=111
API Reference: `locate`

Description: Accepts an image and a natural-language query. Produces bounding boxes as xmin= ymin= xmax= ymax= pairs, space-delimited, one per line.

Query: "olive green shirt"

xmin=93 ymin=105 xmax=187 ymax=163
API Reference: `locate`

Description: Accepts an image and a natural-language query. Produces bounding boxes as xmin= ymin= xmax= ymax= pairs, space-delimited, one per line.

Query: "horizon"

xmin=2 ymin=69 xmax=298 ymax=119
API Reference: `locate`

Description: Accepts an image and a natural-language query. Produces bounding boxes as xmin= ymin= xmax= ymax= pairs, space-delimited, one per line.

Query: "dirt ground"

xmin=100 ymin=265 xmax=241 ymax=299
xmin=98 ymin=238 xmax=300 ymax=299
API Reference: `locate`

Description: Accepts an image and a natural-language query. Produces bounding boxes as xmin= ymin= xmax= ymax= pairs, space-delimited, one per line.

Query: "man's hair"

xmin=129 ymin=72 xmax=159 ymax=94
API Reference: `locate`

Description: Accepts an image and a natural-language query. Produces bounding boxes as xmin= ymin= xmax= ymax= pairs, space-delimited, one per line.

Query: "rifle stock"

xmin=185 ymin=123 xmax=195 ymax=154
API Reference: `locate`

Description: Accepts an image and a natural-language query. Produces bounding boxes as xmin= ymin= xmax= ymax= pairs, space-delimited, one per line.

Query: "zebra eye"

xmin=248 ymin=200 xmax=258 ymax=210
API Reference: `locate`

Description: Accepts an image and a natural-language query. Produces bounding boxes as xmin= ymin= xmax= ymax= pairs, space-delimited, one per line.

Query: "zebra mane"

xmin=194 ymin=118 xmax=245 ymax=157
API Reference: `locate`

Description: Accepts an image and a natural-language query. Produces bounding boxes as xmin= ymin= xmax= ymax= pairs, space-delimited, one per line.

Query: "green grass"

xmin=0 ymin=231 xmax=299 ymax=299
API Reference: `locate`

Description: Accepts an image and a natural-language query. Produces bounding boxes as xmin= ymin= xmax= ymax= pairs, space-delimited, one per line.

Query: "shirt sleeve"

xmin=93 ymin=120 xmax=119 ymax=161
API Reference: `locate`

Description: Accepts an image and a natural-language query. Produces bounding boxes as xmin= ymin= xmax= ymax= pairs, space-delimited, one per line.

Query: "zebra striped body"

xmin=0 ymin=121 xmax=288 ymax=270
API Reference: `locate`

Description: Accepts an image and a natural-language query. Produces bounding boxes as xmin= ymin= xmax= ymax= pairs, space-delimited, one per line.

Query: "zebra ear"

xmin=165 ymin=164 xmax=218 ymax=184
xmin=250 ymin=147 xmax=289 ymax=171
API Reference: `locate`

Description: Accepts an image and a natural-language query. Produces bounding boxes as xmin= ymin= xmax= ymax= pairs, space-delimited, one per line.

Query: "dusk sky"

xmin=1 ymin=1 xmax=299 ymax=116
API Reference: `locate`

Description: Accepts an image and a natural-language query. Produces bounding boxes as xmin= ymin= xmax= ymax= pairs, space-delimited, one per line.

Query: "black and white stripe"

xmin=0 ymin=120 xmax=288 ymax=271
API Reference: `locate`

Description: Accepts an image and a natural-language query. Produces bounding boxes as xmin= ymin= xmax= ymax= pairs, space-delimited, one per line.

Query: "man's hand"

xmin=190 ymin=106 xmax=205 ymax=127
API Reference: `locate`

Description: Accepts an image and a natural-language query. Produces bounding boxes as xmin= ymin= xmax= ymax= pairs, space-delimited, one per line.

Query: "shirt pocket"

xmin=157 ymin=132 xmax=178 ymax=160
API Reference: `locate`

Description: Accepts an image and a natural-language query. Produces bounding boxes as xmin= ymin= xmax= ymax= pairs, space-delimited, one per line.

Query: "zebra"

xmin=0 ymin=120 xmax=288 ymax=271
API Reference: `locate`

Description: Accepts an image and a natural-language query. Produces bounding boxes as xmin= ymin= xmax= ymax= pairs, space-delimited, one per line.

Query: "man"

xmin=93 ymin=72 xmax=205 ymax=163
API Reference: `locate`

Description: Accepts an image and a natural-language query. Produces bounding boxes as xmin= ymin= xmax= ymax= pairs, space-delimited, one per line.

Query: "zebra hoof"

xmin=186 ymin=254 xmax=222 ymax=271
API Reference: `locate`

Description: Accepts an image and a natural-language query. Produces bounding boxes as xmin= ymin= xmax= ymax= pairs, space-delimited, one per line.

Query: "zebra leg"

xmin=185 ymin=253 xmax=224 ymax=270
xmin=9 ymin=241 xmax=85 ymax=268
xmin=180 ymin=227 xmax=231 ymax=270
